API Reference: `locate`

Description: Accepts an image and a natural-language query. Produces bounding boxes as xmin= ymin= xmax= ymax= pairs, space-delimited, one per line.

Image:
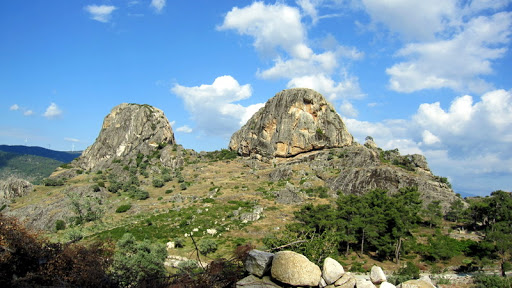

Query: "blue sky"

xmin=1 ymin=0 xmax=511 ymax=196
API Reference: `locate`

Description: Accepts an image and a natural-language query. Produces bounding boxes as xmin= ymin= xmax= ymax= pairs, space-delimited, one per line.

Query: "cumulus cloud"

xmin=10 ymin=104 xmax=33 ymax=116
xmin=220 ymin=1 xmax=364 ymax=101
xmin=84 ymin=5 xmax=117 ymax=23
xmin=150 ymin=0 xmax=166 ymax=13
xmin=10 ymin=104 xmax=19 ymax=111
xmin=344 ymin=89 xmax=512 ymax=195
xmin=387 ymin=12 xmax=512 ymax=93
xmin=171 ymin=76 xmax=264 ymax=138
xmin=176 ymin=125 xmax=193 ymax=133
xmin=43 ymin=103 xmax=63 ymax=119
xmin=23 ymin=110 xmax=33 ymax=116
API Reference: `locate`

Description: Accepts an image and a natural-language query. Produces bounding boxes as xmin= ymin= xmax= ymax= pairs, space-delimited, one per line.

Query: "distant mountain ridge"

xmin=0 ymin=145 xmax=81 ymax=163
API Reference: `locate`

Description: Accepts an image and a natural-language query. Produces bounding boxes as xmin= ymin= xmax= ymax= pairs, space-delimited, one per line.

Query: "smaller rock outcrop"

xmin=229 ymin=88 xmax=353 ymax=159
xmin=74 ymin=103 xmax=175 ymax=171
xmin=245 ymin=250 xmax=274 ymax=277
xmin=0 ymin=177 xmax=33 ymax=200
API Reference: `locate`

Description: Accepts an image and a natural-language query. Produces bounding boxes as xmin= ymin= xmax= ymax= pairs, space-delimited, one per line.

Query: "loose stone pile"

xmin=237 ymin=250 xmax=437 ymax=288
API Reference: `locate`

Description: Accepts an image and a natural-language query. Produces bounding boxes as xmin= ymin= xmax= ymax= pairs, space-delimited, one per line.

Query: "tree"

xmin=109 ymin=233 xmax=167 ymax=287
xmin=422 ymin=200 xmax=443 ymax=228
xmin=445 ymin=198 xmax=465 ymax=222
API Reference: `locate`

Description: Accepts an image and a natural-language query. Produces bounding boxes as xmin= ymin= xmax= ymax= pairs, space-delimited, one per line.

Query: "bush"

xmin=198 ymin=239 xmax=218 ymax=256
xmin=42 ymin=178 xmax=64 ymax=186
xmin=152 ymin=178 xmax=164 ymax=188
xmin=55 ymin=220 xmax=66 ymax=231
xmin=473 ymin=274 xmax=512 ymax=288
xmin=109 ymin=233 xmax=167 ymax=288
xmin=388 ymin=261 xmax=419 ymax=285
xmin=174 ymin=237 xmax=185 ymax=248
xmin=116 ymin=204 xmax=132 ymax=213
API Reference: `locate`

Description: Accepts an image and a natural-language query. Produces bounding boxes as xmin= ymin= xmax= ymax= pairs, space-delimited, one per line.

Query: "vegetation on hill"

xmin=0 ymin=145 xmax=80 ymax=163
xmin=0 ymin=151 xmax=65 ymax=184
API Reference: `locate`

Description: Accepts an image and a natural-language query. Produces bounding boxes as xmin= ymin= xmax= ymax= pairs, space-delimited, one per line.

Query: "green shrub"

xmin=109 ymin=233 xmax=167 ymax=288
xmin=55 ymin=220 xmax=66 ymax=231
xmin=388 ymin=261 xmax=420 ymax=285
xmin=42 ymin=178 xmax=64 ymax=186
xmin=152 ymin=178 xmax=164 ymax=188
xmin=165 ymin=189 xmax=173 ymax=194
xmin=116 ymin=204 xmax=132 ymax=213
xmin=198 ymin=239 xmax=217 ymax=256
xmin=174 ymin=237 xmax=185 ymax=248
xmin=473 ymin=274 xmax=512 ymax=288
xmin=91 ymin=184 xmax=101 ymax=192
xmin=180 ymin=183 xmax=187 ymax=190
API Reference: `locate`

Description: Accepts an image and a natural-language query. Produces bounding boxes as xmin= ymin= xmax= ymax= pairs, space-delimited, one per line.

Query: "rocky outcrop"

xmin=237 ymin=250 xmax=438 ymax=288
xmin=229 ymin=88 xmax=353 ymax=159
xmin=0 ymin=177 xmax=33 ymax=200
xmin=73 ymin=103 xmax=175 ymax=171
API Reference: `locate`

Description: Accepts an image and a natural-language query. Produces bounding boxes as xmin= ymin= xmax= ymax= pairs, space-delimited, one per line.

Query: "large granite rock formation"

xmin=0 ymin=177 xmax=33 ymax=200
xmin=73 ymin=103 xmax=176 ymax=171
xmin=229 ymin=88 xmax=353 ymax=159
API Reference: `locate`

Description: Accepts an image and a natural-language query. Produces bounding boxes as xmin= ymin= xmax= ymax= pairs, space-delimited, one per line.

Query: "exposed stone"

xmin=380 ymin=282 xmax=397 ymax=288
xmin=271 ymin=251 xmax=321 ymax=287
xmin=370 ymin=265 xmax=386 ymax=285
xmin=73 ymin=103 xmax=175 ymax=171
xmin=0 ymin=177 xmax=33 ymax=199
xmin=274 ymin=183 xmax=302 ymax=205
xmin=244 ymin=250 xmax=274 ymax=277
xmin=356 ymin=279 xmax=377 ymax=288
xmin=334 ymin=272 xmax=356 ymax=288
xmin=229 ymin=88 xmax=353 ymax=159
xmin=397 ymin=279 xmax=436 ymax=288
xmin=236 ymin=275 xmax=281 ymax=288
xmin=322 ymin=257 xmax=344 ymax=284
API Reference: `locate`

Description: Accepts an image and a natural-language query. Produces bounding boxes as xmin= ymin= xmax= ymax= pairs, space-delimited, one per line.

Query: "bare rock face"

xmin=0 ymin=177 xmax=33 ymax=200
xmin=74 ymin=103 xmax=175 ymax=171
xmin=229 ymin=88 xmax=353 ymax=159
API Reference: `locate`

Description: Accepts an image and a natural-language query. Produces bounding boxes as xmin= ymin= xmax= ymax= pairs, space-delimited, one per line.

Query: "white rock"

xmin=322 ymin=257 xmax=345 ymax=284
xmin=370 ymin=265 xmax=387 ymax=284
xmin=356 ymin=279 xmax=377 ymax=288
xmin=166 ymin=241 xmax=175 ymax=249
xmin=271 ymin=251 xmax=322 ymax=287
xmin=380 ymin=281 xmax=397 ymax=288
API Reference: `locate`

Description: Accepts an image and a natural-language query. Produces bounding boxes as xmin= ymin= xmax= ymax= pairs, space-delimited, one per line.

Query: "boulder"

xmin=0 ymin=177 xmax=33 ymax=199
xmin=322 ymin=257 xmax=344 ymax=284
xmin=380 ymin=282 xmax=397 ymax=288
xmin=236 ymin=275 xmax=281 ymax=288
xmin=229 ymin=88 xmax=353 ymax=159
xmin=397 ymin=279 xmax=436 ymax=288
xmin=270 ymin=251 xmax=321 ymax=287
xmin=334 ymin=272 xmax=356 ymax=288
xmin=370 ymin=265 xmax=386 ymax=284
xmin=356 ymin=279 xmax=377 ymax=288
xmin=244 ymin=250 xmax=274 ymax=277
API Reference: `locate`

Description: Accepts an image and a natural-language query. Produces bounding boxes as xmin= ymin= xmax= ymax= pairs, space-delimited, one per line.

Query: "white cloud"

xmin=387 ymin=12 xmax=512 ymax=93
xmin=84 ymin=5 xmax=117 ymax=23
xmin=218 ymin=2 xmax=306 ymax=58
xmin=220 ymin=1 xmax=364 ymax=102
xmin=361 ymin=0 xmax=458 ymax=41
xmin=176 ymin=125 xmax=193 ymax=133
xmin=23 ymin=110 xmax=33 ymax=116
xmin=10 ymin=104 xmax=19 ymax=111
xmin=43 ymin=103 xmax=63 ymax=119
xmin=65 ymin=137 xmax=80 ymax=142
xmin=344 ymin=89 xmax=512 ymax=195
xmin=297 ymin=0 xmax=319 ymax=24
xmin=150 ymin=0 xmax=166 ymax=13
xmin=172 ymin=76 xmax=264 ymax=138
xmin=338 ymin=100 xmax=358 ymax=118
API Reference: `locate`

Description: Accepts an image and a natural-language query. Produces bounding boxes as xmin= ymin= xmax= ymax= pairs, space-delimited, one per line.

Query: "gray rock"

xmin=74 ymin=103 xmax=175 ymax=171
xmin=271 ymin=251 xmax=321 ymax=287
xmin=269 ymin=166 xmax=293 ymax=181
xmin=356 ymin=279 xmax=377 ymax=288
xmin=334 ymin=272 xmax=356 ymax=288
xmin=236 ymin=275 xmax=281 ymax=288
xmin=397 ymin=279 xmax=436 ymax=288
xmin=370 ymin=265 xmax=386 ymax=284
xmin=229 ymin=88 xmax=353 ymax=158
xmin=0 ymin=177 xmax=33 ymax=199
xmin=380 ymin=282 xmax=397 ymax=288
xmin=244 ymin=250 xmax=274 ymax=277
xmin=322 ymin=257 xmax=344 ymax=284
xmin=275 ymin=183 xmax=302 ymax=205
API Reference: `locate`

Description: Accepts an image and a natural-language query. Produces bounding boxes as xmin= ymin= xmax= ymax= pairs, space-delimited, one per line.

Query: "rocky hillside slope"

xmin=3 ymin=88 xmax=458 ymax=248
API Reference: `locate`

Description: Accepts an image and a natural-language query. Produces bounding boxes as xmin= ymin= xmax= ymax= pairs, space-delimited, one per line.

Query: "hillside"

xmin=3 ymin=89 xmax=508 ymax=287
xmin=0 ymin=150 xmax=65 ymax=184
xmin=0 ymin=145 xmax=81 ymax=163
